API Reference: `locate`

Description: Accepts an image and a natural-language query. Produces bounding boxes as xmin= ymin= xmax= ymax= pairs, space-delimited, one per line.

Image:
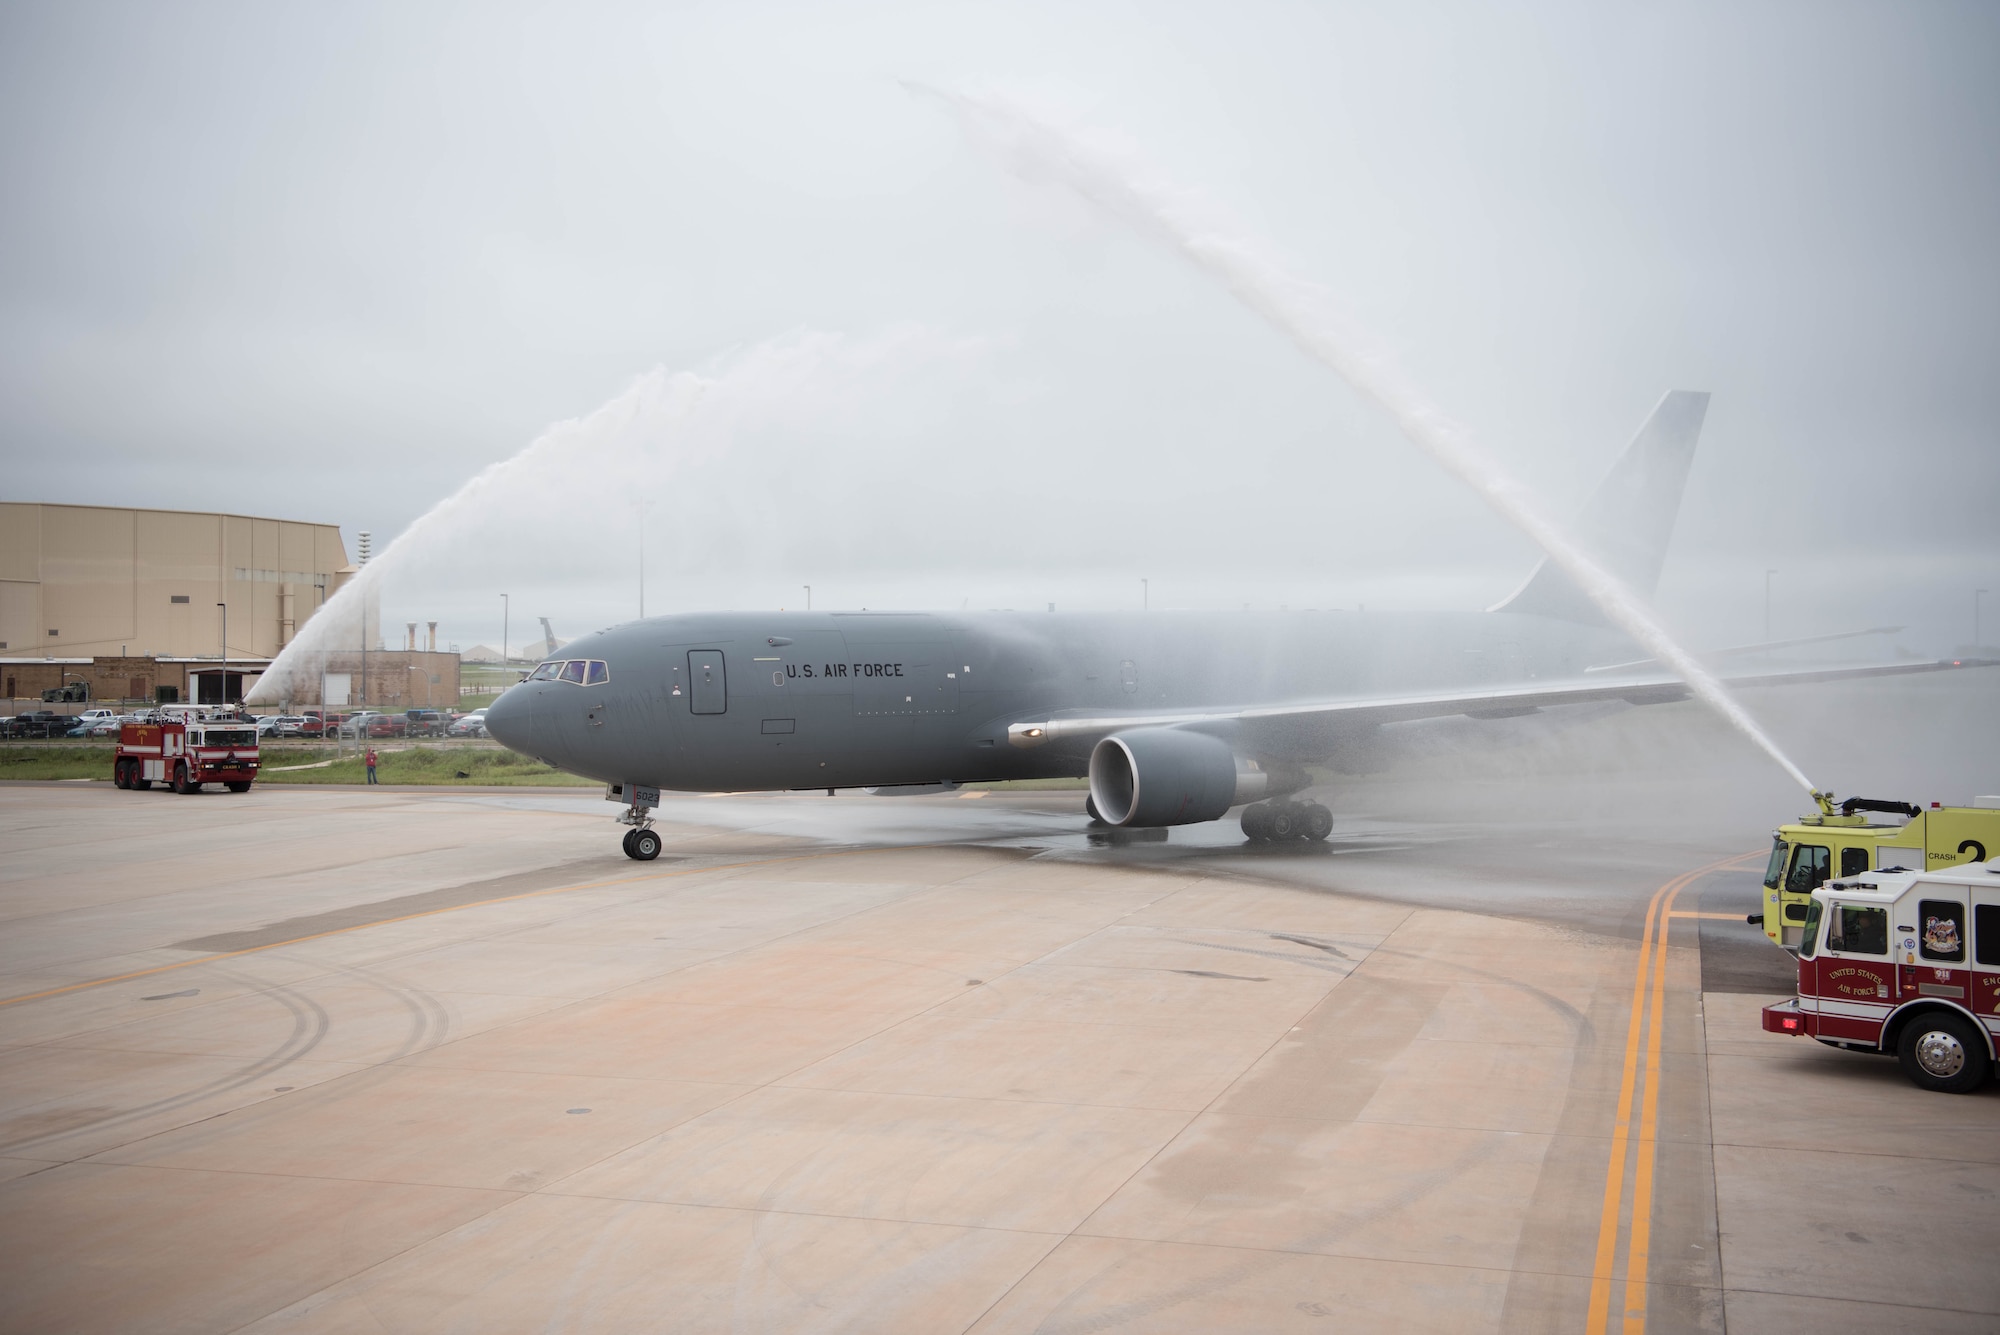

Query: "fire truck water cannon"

xmin=114 ymin=711 xmax=260 ymax=795
xmin=1762 ymin=855 xmax=2000 ymax=1094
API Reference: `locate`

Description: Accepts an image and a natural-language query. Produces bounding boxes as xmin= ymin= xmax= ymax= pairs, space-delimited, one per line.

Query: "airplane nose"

xmin=482 ymin=688 xmax=529 ymax=751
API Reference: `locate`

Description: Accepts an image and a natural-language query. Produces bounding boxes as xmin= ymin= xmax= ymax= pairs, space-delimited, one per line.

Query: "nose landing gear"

xmin=614 ymin=801 xmax=661 ymax=861
xmin=1242 ymin=799 xmax=1333 ymax=843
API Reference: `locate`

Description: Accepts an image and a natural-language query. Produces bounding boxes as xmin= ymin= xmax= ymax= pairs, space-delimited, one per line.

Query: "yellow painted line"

xmin=1585 ymin=874 xmax=1671 ymax=1333
xmin=1622 ymin=872 xmax=1685 ymax=1330
xmin=1667 ymin=911 xmax=1750 ymax=921
xmin=1586 ymin=851 xmax=1758 ymax=1334
xmin=0 ymin=843 xmax=933 ymax=1010
xmin=1622 ymin=850 xmax=1762 ymax=1329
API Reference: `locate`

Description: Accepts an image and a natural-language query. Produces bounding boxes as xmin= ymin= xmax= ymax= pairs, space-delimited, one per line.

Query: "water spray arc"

xmin=925 ymin=86 xmax=1818 ymax=796
xmin=245 ymin=329 xmax=972 ymax=707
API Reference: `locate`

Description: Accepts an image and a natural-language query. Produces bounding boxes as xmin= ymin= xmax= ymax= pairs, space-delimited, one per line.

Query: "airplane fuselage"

xmin=481 ymin=609 xmax=1630 ymax=792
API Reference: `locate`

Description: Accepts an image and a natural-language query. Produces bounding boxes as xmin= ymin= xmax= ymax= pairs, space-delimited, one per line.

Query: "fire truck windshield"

xmin=1762 ymin=836 xmax=1788 ymax=889
xmin=203 ymin=729 xmax=255 ymax=747
xmin=1796 ymin=898 xmax=1824 ymax=960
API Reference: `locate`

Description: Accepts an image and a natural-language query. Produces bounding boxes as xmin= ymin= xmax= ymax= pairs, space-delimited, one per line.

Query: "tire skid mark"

xmin=0 ymin=962 xmax=331 ymax=1157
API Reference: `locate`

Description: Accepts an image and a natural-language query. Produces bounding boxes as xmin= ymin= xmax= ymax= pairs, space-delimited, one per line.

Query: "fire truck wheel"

xmin=627 ymin=829 xmax=662 ymax=861
xmin=1896 ymin=1011 xmax=1990 ymax=1093
xmin=1303 ymin=803 xmax=1334 ymax=841
xmin=173 ymin=762 xmax=199 ymax=795
xmin=113 ymin=759 xmax=130 ymax=789
xmin=132 ymin=775 xmax=152 ymax=791
xmin=225 ymin=780 xmax=252 ymax=793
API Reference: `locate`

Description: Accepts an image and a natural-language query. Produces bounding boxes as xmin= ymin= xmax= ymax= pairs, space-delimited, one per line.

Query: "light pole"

xmin=1764 ymin=569 xmax=1777 ymax=641
xmin=637 ymin=500 xmax=647 ymax=619
xmin=804 ymin=585 xmax=811 ymax=611
xmin=501 ymin=594 xmax=509 ymax=669
xmin=1142 ymin=578 xmax=1149 ymax=611
xmin=1978 ymin=589 xmax=1988 ymax=648
xmin=216 ymin=602 xmax=228 ymax=707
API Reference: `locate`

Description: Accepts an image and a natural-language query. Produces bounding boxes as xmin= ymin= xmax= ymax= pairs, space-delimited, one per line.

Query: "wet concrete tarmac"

xmin=2 ymin=680 xmax=1997 ymax=1332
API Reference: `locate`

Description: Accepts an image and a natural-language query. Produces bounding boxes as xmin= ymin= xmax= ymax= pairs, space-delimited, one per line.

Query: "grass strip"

xmin=0 ymin=744 xmax=593 ymax=786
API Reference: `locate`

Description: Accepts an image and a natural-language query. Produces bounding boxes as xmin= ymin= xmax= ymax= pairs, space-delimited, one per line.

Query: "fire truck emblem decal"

xmin=1923 ymin=916 xmax=1961 ymax=956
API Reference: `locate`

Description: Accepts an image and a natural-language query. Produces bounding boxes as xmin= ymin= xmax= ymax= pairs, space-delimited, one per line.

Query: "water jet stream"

xmin=249 ymin=328 xmax=966 ymax=705
xmin=925 ymin=85 xmax=1816 ymax=795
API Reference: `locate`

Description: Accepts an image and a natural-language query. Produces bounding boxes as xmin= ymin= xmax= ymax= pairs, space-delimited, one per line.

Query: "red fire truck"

xmin=114 ymin=711 xmax=260 ymax=794
xmin=1763 ymin=857 xmax=2000 ymax=1093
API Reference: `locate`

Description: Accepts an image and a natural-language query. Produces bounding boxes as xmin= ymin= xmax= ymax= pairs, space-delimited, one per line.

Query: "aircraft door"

xmin=688 ymin=651 xmax=726 ymax=714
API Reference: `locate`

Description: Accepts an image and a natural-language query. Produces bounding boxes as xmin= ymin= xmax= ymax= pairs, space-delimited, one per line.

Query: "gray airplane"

xmin=481 ymin=392 xmax=1973 ymax=860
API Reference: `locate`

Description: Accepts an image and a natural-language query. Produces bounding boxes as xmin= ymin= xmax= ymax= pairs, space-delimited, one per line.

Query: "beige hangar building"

xmin=1 ymin=503 xmax=458 ymax=708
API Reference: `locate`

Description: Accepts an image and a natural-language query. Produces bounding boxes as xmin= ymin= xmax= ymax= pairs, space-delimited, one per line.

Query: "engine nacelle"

xmin=1088 ymin=728 xmax=1267 ymax=827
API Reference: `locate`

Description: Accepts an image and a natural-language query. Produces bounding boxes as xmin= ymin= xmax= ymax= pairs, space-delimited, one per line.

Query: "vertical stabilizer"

xmin=1491 ymin=390 xmax=1709 ymax=623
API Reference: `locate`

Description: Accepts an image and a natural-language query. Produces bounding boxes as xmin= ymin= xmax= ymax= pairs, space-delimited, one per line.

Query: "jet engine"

xmin=1087 ymin=727 xmax=1268 ymax=827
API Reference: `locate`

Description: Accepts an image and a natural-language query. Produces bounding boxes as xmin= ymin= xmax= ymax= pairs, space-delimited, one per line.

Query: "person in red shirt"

xmin=365 ymin=747 xmax=379 ymax=784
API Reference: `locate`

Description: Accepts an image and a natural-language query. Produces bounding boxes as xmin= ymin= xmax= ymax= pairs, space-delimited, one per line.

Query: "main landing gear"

xmin=1241 ymin=799 xmax=1333 ymax=843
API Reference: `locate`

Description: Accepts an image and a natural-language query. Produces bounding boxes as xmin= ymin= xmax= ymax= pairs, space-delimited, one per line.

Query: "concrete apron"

xmin=1 ymin=787 xmax=1994 ymax=1332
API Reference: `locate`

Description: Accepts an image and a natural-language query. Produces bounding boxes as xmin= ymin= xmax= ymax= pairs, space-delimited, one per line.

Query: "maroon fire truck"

xmin=114 ymin=711 xmax=260 ymax=794
xmin=1763 ymin=857 xmax=2000 ymax=1093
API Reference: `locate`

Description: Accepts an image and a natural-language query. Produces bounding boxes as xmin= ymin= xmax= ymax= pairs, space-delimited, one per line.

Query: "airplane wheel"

xmin=620 ymin=829 xmax=638 ymax=857
xmin=1241 ymin=804 xmax=1272 ymax=841
xmin=1267 ymin=804 xmax=1298 ymax=840
xmin=627 ymin=829 xmax=662 ymax=861
xmin=1085 ymin=794 xmax=1108 ymax=826
xmin=1304 ymin=803 xmax=1334 ymax=841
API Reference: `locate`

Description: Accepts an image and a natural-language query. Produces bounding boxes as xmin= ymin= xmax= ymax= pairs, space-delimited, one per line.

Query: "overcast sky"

xmin=3 ymin=0 xmax=1995 ymax=654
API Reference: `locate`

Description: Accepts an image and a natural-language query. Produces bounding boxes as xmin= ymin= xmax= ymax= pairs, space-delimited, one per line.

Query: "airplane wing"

xmin=1003 ymin=658 xmax=1994 ymax=756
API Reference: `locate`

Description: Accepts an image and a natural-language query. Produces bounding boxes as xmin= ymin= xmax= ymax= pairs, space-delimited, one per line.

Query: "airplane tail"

xmin=1491 ymin=389 xmax=1709 ymax=624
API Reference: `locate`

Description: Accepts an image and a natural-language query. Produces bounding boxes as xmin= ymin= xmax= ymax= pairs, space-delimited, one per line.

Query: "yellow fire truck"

xmin=1759 ymin=794 xmax=2000 ymax=948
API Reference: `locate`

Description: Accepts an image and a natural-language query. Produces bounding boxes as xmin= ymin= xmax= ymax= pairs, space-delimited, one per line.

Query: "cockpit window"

xmin=531 ymin=658 xmax=608 ymax=684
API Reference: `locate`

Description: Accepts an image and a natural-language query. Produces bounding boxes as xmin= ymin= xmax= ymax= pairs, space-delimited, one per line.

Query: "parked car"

xmin=364 ymin=714 xmax=410 ymax=739
xmin=9 ymin=710 xmax=73 ymax=738
xmin=266 ymin=715 xmax=309 ymax=737
xmin=447 ymin=709 xmax=488 ymax=737
xmin=404 ymin=710 xmax=446 ymax=738
xmin=328 ymin=712 xmax=372 ymax=738
xmin=12 ymin=707 xmax=75 ymax=739
xmin=254 ymin=715 xmax=284 ymax=737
